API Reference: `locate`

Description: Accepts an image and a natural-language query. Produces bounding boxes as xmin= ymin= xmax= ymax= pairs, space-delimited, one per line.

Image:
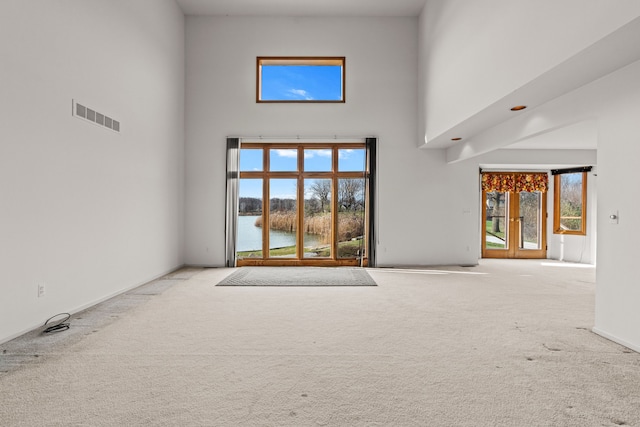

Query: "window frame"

xmin=553 ymin=171 xmax=587 ymax=235
xmin=256 ymin=56 xmax=346 ymax=103
xmin=237 ymin=142 xmax=367 ymax=265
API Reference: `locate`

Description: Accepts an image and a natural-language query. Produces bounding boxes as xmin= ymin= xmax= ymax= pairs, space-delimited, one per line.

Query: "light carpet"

xmin=215 ymin=266 xmax=377 ymax=286
xmin=1 ymin=260 xmax=639 ymax=426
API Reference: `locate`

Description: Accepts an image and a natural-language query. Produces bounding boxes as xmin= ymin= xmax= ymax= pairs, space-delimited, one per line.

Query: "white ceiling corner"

xmin=175 ymin=0 xmax=427 ymax=17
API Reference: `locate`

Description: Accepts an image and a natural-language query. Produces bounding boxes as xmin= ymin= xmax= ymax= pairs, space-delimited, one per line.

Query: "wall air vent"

xmin=76 ymin=103 xmax=86 ymax=119
xmin=72 ymin=100 xmax=120 ymax=133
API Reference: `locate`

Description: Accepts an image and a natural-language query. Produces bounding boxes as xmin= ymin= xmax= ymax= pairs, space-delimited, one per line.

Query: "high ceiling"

xmin=174 ymin=0 xmax=639 ymax=155
xmin=175 ymin=0 xmax=427 ymax=17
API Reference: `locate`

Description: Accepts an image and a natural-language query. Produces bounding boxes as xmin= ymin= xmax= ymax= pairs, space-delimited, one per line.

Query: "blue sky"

xmin=260 ymin=65 xmax=343 ymax=101
xmin=240 ymin=148 xmax=365 ymax=173
xmin=239 ymin=148 xmax=365 ymax=199
xmin=239 ymin=178 xmax=296 ymax=200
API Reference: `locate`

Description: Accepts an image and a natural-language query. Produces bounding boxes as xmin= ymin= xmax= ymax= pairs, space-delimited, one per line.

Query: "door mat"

xmin=216 ymin=267 xmax=377 ymax=287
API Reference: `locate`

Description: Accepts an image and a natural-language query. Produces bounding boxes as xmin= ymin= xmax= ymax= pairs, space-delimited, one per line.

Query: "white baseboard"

xmin=0 ymin=264 xmax=185 ymax=345
xmin=184 ymin=264 xmax=227 ymax=268
xmin=592 ymin=327 xmax=640 ymax=354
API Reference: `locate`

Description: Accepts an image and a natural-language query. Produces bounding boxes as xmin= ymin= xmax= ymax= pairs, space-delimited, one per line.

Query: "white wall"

xmin=439 ymin=53 xmax=640 ymax=349
xmin=184 ymin=15 xmax=606 ymax=270
xmin=591 ymin=61 xmax=640 ymax=352
xmin=185 ymin=16 xmax=462 ymax=266
xmin=416 ymin=0 xmax=640 ymax=349
xmin=419 ymin=0 xmax=640 ymax=141
xmin=376 ymin=148 xmax=480 ymax=267
xmin=0 ymin=0 xmax=185 ymax=344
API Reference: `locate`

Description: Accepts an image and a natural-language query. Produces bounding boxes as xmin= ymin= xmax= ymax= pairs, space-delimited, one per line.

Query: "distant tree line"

xmin=270 ymin=198 xmax=296 ymax=212
xmin=239 ymin=197 xmax=297 ymax=214
xmin=239 ymin=179 xmax=365 ymax=215
xmin=239 ymin=197 xmax=262 ymax=215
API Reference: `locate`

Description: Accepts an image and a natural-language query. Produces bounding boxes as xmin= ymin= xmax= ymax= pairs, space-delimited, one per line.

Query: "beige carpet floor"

xmin=1 ymin=260 xmax=639 ymax=426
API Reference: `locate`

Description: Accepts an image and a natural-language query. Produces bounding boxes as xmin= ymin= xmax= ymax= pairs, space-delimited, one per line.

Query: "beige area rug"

xmin=216 ymin=266 xmax=377 ymax=286
xmin=1 ymin=260 xmax=640 ymax=426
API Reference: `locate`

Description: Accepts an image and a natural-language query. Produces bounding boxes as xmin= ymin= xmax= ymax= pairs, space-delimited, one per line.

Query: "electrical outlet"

xmin=38 ymin=283 xmax=46 ymax=298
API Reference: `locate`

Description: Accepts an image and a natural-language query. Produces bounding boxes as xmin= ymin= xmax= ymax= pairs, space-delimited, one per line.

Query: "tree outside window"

xmin=554 ymin=171 xmax=587 ymax=235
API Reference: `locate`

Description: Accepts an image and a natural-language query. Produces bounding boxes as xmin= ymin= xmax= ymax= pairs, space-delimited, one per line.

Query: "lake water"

xmin=237 ymin=215 xmax=322 ymax=252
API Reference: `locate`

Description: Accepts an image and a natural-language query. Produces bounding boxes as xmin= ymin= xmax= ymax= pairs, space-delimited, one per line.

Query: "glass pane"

xmin=270 ymin=148 xmax=298 ymax=172
xmin=519 ymin=192 xmax=542 ymax=250
xmin=337 ymin=178 xmax=365 ymax=259
xmin=559 ymin=173 xmax=583 ymax=231
xmin=269 ymin=179 xmax=297 ymax=258
xmin=304 ymin=149 xmax=332 ymax=172
xmin=485 ymin=191 xmax=508 ymax=250
xmin=303 ymin=179 xmax=332 ymax=258
xmin=338 ymin=149 xmax=366 ymax=172
xmin=240 ymin=149 xmax=263 ymax=171
xmin=237 ymin=179 xmax=263 ymax=259
xmin=260 ymin=62 xmax=344 ymax=102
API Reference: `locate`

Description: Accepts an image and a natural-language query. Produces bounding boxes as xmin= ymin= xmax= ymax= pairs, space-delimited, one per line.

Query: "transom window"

xmin=256 ymin=57 xmax=345 ymax=103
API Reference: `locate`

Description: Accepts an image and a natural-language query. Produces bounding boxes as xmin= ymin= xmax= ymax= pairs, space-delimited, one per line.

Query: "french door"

xmin=233 ymin=142 xmax=372 ymax=267
xmin=481 ymin=173 xmax=548 ymax=259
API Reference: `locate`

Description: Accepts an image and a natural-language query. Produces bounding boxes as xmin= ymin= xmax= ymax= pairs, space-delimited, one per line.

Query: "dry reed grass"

xmin=254 ymin=212 xmax=363 ymax=244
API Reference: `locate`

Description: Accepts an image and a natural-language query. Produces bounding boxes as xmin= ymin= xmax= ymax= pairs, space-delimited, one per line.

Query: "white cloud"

xmin=304 ymin=149 xmax=332 ymax=159
xmin=338 ymin=149 xmax=354 ymax=159
xmin=288 ymin=89 xmax=314 ymax=100
xmin=275 ymin=149 xmax=297 ymax=158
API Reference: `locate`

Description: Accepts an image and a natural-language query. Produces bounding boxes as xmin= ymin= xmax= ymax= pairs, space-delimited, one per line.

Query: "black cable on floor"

xmin=42 ymin=313 xmax=71 ymax=334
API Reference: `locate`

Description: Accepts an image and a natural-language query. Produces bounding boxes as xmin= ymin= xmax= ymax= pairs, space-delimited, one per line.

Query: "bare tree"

xmin=309 ymin=180 xmax=331 ymax=212
xmin=488 ymin=192 xmax=502 ymax=233
xmin=338 ymin=179 xmax=364 ymax=211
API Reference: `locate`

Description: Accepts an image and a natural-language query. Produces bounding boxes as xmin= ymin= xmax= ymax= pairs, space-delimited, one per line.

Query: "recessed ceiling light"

xmin=511 ymin=105 xmax=527 ymax=111
xmin=451 ymin=137 xmax=462 ymax=141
